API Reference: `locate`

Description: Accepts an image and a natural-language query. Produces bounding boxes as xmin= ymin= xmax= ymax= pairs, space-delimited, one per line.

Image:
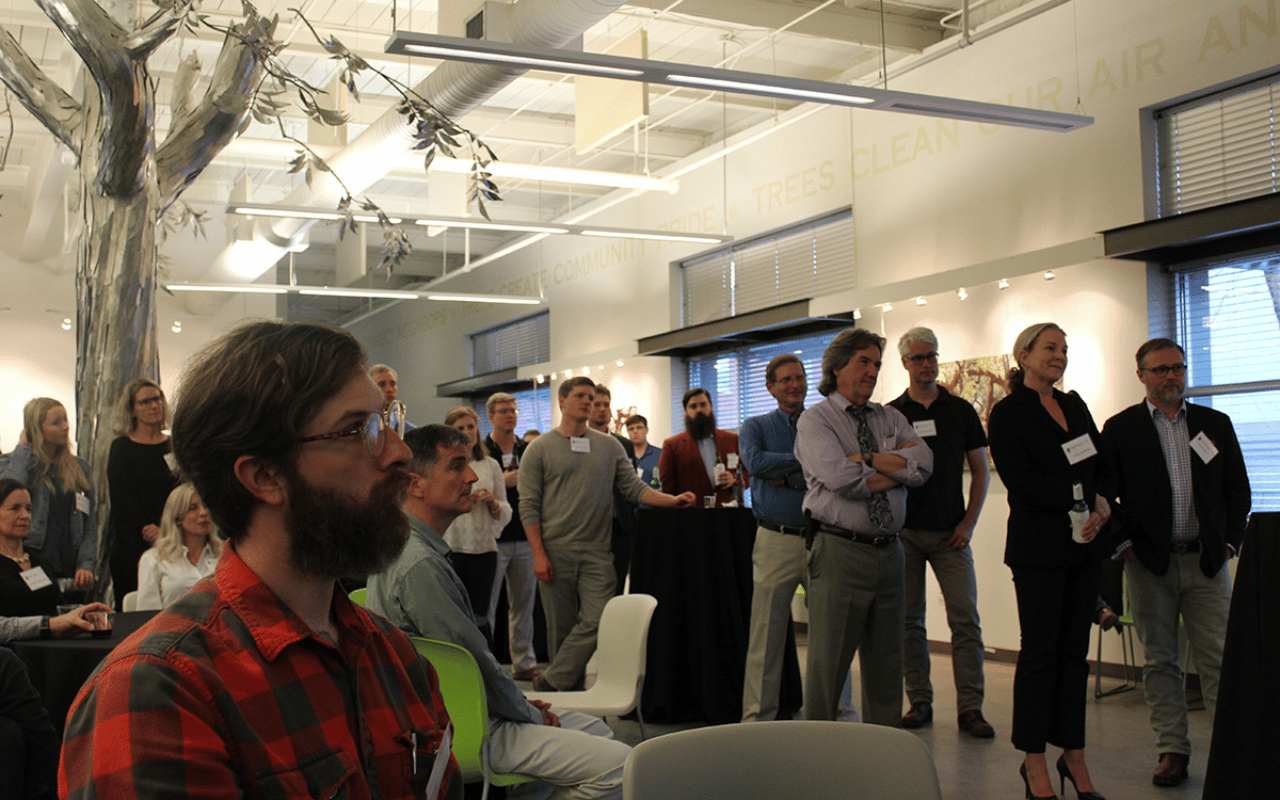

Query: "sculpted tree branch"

xmin=0 ymin=26 xmax=83 ymax=155
xmin=157 ymin=10 xmax=278 ymax=208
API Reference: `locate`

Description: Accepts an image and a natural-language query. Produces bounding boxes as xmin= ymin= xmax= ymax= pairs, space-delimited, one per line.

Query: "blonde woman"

xmin=135 ymin=484 xmax=221 ymax=611
xmin=107 ymin=379 xmax=179 ymax=609
xmin=443 ymin=406 xmax=511 ymax=643
xmin=1 ymin=398 xmax=95 ymax=593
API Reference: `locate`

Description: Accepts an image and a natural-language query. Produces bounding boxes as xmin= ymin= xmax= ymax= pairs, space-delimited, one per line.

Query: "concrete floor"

xmin=585 ymin=652 xmax=1215 ymax=800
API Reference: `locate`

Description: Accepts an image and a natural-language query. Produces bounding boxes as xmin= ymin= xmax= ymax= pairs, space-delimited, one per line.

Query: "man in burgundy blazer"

xmin=659 ymin=388 xmax=747 ymax=507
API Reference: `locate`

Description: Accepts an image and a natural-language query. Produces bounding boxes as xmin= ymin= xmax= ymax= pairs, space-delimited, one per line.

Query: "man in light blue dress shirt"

xmin=796 ymin=328 xmax=932 ymax=725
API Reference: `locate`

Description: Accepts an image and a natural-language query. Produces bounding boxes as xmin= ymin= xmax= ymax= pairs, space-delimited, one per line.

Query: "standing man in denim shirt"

xmin=740 ymin=354 xmax=856 ymax=723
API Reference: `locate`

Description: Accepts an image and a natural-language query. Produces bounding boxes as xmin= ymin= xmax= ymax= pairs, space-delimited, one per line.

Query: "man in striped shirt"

xmin=60 ymin=322 xmax=460 ymax=800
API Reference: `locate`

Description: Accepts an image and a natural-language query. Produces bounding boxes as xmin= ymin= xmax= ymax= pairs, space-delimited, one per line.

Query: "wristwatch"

xmin=861 ymin=448 xmax=874 ymax=464
xmin=39 ymin=616 xmax=52 ymax=639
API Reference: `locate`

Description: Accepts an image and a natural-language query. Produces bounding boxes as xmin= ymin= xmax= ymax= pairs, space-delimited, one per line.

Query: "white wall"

xmin=350 ymin=0 xmax=1277 ymax=658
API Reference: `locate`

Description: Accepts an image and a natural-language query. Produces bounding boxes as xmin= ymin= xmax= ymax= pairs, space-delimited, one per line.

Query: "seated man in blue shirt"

xmin=368 ymin=424 xmax=630 ymax=799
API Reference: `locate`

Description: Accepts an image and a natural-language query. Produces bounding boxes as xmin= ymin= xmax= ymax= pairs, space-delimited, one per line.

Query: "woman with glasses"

xmin=135 ymin=484 xmax=221 ymax=611
xmin=106 ymin=380 xmax=179 ymax=610
xmin=443 ymin=406 xmax=511 ymax=646
xmin=988 ymin=323 xmax=1112 ymax=800
xmin=1 ymin=398 xmax=96 ymax=598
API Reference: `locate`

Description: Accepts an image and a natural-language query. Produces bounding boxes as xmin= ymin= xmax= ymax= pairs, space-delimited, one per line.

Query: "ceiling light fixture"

xmin=882 ymin=303 xmax=893 ymax=312
xmin=61 ymin=317 xmax=72 ymax=330
xmin=166 ymin=283 xmax=544 ymax=305
xmin=227 ymin=204 xmax=732 ymax=244
xmin=385 ymin=32 xmax=1093 ymax=132
xmin=915 ymin=296 xmax=927 ymax=306
xmin=998 ymin=278 xmax=1010 ymax=289
xmin=956 ymin=287 xmax=968 ymax=300
xmin=1044 ymin=270 xmax=1056 ymax=280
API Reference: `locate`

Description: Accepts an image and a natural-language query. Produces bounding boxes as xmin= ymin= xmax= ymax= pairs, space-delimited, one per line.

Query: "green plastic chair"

xmin=412 ymin=637 xmax=533 ymax=799
xmin=348 ymin=588 xmax=368 ymax=606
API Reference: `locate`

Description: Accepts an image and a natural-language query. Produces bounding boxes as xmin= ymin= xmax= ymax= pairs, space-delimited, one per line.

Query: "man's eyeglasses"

xmin=906 ymin=352 xmax=939 ymax=364
xmin=1142 ymin=364 xmax=1187 ymax=378
xmin=296 ymin=402 xmax=407 ymax=457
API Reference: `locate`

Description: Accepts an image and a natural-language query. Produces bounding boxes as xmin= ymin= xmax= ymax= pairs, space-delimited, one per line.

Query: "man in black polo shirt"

xmin=888 ymin=327 xmax=994 ymax=738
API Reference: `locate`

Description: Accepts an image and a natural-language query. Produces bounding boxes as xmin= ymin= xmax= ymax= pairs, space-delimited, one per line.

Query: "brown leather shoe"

xmin=531 ymin=674 xmax=560 ymax=692
xmin=957 ymin=709 xmax=995 ymax=738
xmin=901 ymin=701 xmax=932 ymax=728
xmin=1153 ymin=752 xmax=1189 ymax=787
xmin=512 ymin=667 xmax=542 ymax=682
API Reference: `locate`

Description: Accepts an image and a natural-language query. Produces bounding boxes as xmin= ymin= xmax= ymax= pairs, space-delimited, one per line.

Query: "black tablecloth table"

xmin=630 ymin=507 xmax=803 ymax=724
xmin=1204 ymin=511 xmax=1278 ymax=799
xmin=11 ymin=610 xmax=158 ymax=732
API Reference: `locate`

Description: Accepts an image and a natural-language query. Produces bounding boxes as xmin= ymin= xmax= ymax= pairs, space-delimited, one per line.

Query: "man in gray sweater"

xmin=520 ymin=377 xmax=696 ymax=691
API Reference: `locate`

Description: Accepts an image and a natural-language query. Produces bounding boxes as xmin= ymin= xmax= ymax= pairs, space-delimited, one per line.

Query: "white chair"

xmin=523 ymin=593 xmax=658 ymax=739
xmin=623 ymin=721 xmax=943 ymax=800
xmin=121 ymin=591 xmax=139 ymax=612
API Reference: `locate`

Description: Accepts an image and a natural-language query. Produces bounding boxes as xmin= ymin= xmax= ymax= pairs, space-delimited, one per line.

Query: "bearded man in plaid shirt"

xmin=59 ymin=321 xmax=461 ymax=800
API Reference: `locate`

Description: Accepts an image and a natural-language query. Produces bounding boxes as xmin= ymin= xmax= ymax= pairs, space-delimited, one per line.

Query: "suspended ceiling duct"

xmin=184 ymin=0 xmax=629 ymax=314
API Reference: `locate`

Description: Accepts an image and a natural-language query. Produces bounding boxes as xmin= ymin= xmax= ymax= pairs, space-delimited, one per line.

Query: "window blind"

xmin=471 ymin=312 xmax=550 ymax=375
xmin=1155 ymin=74 xmax=1279 ymax=216
xmin=681 ymin=329 xmax=841 ymax=433
xmin=681 ymin=209 xmax=855 ymax=327
xmin=1173 ymin=253 xmax=1280 ymax=511
xmin=470 ymin=385 xmax=554 ymax=441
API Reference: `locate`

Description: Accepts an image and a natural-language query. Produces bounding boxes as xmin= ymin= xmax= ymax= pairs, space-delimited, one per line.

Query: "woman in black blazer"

xmin=988 ymin=323 xmax=1112 ymax=800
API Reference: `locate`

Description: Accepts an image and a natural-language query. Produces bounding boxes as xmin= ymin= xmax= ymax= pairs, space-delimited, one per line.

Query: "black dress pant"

xmin=0 ymin=649 xmax=59 ymax=799
xmin=1010 ymin=559 xmax=1100 ymax=753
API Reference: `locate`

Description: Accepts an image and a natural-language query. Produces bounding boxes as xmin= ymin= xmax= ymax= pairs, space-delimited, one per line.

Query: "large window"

xmin=1155 ymin=71 xmax=1280 ymax=511
xmin=471 ymin=312 xmax=550 ymax=375
xmin=681 ymin=329 xmax=841 ymax=432
xmin=469 ymin=385 xmax=554 ymax=441
xmin=1172 ymin=255 xmax=1280 ymax=511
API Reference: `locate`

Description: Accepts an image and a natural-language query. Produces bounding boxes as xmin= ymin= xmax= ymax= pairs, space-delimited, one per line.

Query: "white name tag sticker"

xmin=570 ymin=436 xmax=591 ymax=453
xmin=1190 ymin=431 xmax=1219 ymax=464
xmin=726 ymin=453 xmax=739 ymax=470
xmin=75 ymin=492 xmax=91 ymax=515
xmin=163 ymin=452 xmax=178 ymax=472
xmin=913 ymin=419 xmax=938 ymax=438
xmin=1061 ymin=434 xmax=1098 ymax=465
xmin=21 ymin=566 xmax=52 ymax=592
xmin=501 ymin=453 xmax=514 ymax=468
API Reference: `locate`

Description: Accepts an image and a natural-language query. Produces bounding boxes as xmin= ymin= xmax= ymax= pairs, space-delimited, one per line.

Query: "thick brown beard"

xmin=685 ymin=412 xmax=716 ymax=440
xmin=283 ymin=466 xmax=411 ymax=580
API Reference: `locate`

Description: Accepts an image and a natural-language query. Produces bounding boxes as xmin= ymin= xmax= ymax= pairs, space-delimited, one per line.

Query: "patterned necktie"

xmin=848 ymin=404 xmax=895 ymax=531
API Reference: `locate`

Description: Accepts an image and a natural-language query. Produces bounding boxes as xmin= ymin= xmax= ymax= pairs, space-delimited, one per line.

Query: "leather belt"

xmin=1171 ymin=539 xmax=1201 ymax=554
xmin=816 ymin=523 xmax=898 ymax=548
xmin=760 ymin=522 xmax=805 ymax=537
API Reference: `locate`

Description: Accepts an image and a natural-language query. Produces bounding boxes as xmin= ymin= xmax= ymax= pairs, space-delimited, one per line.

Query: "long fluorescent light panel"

xmin=166 ymin=283 xmax=545 ymax=304
xmin=386 ymin=32 xmax=1093 ymax=132
xmin=227 ymin=204 xmax=733 ymax=244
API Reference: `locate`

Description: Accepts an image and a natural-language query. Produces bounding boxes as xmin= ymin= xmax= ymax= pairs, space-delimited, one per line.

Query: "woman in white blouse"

xmin=135 ymin=483 xmax=221 ymax=610
xmin=443 ymin=406 xmax=512 ymax=644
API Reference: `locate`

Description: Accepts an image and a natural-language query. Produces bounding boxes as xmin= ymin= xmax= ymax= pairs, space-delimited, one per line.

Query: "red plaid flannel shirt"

xmin=59 ymin=548 xmax=460 ymax=800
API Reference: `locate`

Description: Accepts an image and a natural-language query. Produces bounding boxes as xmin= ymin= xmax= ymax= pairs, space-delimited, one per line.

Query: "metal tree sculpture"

xmin=0 ymin=0 xmax=497 ymax=596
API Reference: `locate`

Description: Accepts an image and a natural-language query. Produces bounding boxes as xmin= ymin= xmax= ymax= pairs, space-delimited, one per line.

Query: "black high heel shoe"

xmin=1020 ymin=763 xmax=1058 ymax=800
xmin=1055 ymin=754 xmax=1106 ymax=800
